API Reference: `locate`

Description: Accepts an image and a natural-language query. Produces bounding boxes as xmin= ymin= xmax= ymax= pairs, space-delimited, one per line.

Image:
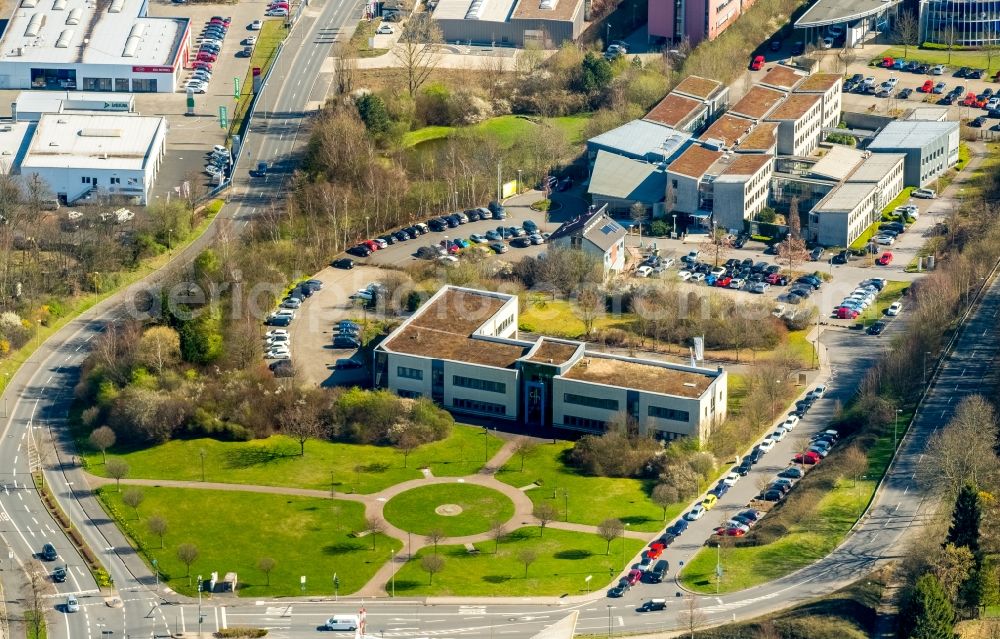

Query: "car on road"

xmin=335 ymin=358 xmax=363 ymax=370
xmin=899 ymin=87 xmax=913 ymax=99
xmin=250 ymin=19 xmax=263 ymax=29
xmin=762 ymin=489 xmax=783 ymax=502
xmin=913 ymin=188 xmax=937 ymax=199
xmin=638 ymin=597 xmax=667 ymax=611
xmin=266 ymin=7 xmax=289 ymax=15
xmin=932 ymin=64 xmax=946 ymax=75
xmin=808 ymin=385 xmax=827 ymax=399
xmin=758 ymin=437 xmax=775 ymax=452
xmin=52 ymin=565 xmax=67 ymax=582
xmin=324 ymin=616 xmax=360 ymax=631
xmin=887 ymin=301 xmax=902 ymax=316
xmin=750 ymin=55 xmax=765 ymax=70
xmin=723 ymin=471 xmax=739 ymax=486
xmin=701 ymin=494 xmax=717 ymax=510
xmin=41 ymin=543 xmax=58 ymax=561
xmin=331 ymin=258 xmax=354 ymax=269
xmin=782 ymin=415 xmax=799 ymax=430
xmin=376 ymin=23 xmax=394 ymax=34
xmin=66 ymin=595 xmax=80 ymax=613
xmin=626 ymin=569 xmax=643 ymax=586
xmin=867 ymin=320 xmax=887 ymax=335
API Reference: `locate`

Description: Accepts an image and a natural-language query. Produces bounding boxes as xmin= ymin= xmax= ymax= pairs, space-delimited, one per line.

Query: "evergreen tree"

xmin=902 ymin=573 xmax=955 ymax=639
xmin=355 ymin=93 xmax=391 ymax=137
xmin=947 ymin=482 xmax=981 ymax=562
xmin=578 ymin=53 xmax=613 ymax=93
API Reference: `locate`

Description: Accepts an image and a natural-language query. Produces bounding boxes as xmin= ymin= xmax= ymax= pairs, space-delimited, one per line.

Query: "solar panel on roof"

xmin=600 ymin=223 xmax=621 ymax=234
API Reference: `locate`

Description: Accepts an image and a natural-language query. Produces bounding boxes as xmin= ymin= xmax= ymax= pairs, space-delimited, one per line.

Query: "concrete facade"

xmin=846 ymin=152 xmax=905 ymax=211
xmin=374 ymin=286 xmax=728 ymax=442
xmin=793 ymin=73 xmax=843 ymax=130
xmin=867 ymin=120 xmax=960 ymax=187
xmin=712 ymin=154 xmax=773 ymax=232
xmin=807 ymin=181 xmax=878 ymax=247
xmin=432 ymin=0 xmax=585 ymax=46
xmin=547 ymin=205 xmax=627 ymax=275
xmin=765 ymin=93 xmax=823 ymax=157
xmin=648 ymin=0 xmax=759 ymax=47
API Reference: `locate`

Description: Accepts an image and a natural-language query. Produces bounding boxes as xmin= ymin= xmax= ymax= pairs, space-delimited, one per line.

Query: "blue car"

xmin=485 ymin=230 xmax=502 ymax=241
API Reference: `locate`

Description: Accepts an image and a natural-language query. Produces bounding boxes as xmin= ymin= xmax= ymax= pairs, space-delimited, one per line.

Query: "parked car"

xmin=750 ymin=55 xmax=765 ymax=70
xmin=913 ymin=188 xmax=937 ymax=199
xmin=887 ymin=301 xmax=903 ymax=316
xmin=794 ymin=451 xmax=821 ymax=464
xmin=685 ymin=504 xmax=706 ymax=520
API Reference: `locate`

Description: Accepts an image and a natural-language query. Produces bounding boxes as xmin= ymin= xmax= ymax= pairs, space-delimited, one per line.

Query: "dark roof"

xmin=549 ymin=207 xmax=627 ymax=253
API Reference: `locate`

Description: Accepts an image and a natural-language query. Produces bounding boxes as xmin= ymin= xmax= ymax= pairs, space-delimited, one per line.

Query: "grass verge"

xmin=495 ymin=441 xmax=669 ymax=532
xmin=229 ymin=20 xmax=288 ymax=139
xmin=348 ymin=18 xmax=389 ymax=58
xmin=82 ymin=426 xmax=504 ymax=494
xmin=97 ymin=486 xmax=401 ymax=597
xmin=390 ymin=527 xmax=645 ymax=596
xmin=24 ymin=612 xmax=45 ymax=639
xmin=383 ymin=483 xmax=515 ymax=536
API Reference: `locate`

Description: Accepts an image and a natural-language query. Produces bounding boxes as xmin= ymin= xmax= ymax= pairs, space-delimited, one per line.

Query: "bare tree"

xmin=925 ymin=395 xmax=1000 ymax=496
xmin=680 ymin=595 xmax=705 ymax=638
xmin=700 ymin=226 xmax=732 ymax=266
xmin=420 ymin=553 xmax=445 ymax=584
xmin=941 ymin=22 xmax=958 ymax=63
xmin=894 ymin=11 xmax=920 ymax=58
xmin=511 ymin=437 xmax=536 ymax=472
xmin=518 ymin=548 xmax=538 ymax=578
xmin=89 ymin=426 xmax=116 ymax=464
xmin=105 ymin=458 xmax=130 ymax=491
xmin=575 ymin=288 xmax=605 ymax=337
xmin=489 ymin=518 xmax=508 ymax=554
xmin=147 ymin=515 xmax=168 ymax=549
xmin=777 ymin=199 xmax=809 ymax=275
xmin=279 ymin=393 xmax=324 ymax=456
xmin=651 ymin=483 xmax=679 ymax=520
xmin=393 ymin=429 xmax=421 ymax=468
xmin=177 ymin=543 xmax=199 ymax=577
xmin=425 ymin=528 xmax=446 ymax=554
xmin=393 ymin=14 xmax=443 ymax=97
xmin=841 ymin=445 xmax=869 ymax=484
xmin=122 ymin=488 xmax=144 ymax=520
xmin=597 ymin=518 xmax=624 ymax=554
xmin=366 ymin=516 xmax=386 ymax=551
xmin=332 ymin=41 xmax=359 ymax=96
xmin=22 ymin=569 xmax=47 ymax=639
xmin=533 ymin=503 xmax=558 ymax=536
xmin=257 ymin=557 xmax=276 ymax=586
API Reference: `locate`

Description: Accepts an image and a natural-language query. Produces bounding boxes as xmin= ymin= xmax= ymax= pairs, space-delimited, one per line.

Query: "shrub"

xmin=215 ymin=628 xmax=268 ymax=638
xmin=565 ymin=425 xmax=660 ymax=477
xmin=649 ymin=220 xmax=670 ymax=237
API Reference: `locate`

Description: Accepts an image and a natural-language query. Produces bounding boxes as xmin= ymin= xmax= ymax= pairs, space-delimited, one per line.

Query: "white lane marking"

xmin=31 ymin=517 xmax=37 ymax=525
xmin=13 ymin=456 xmax=17 ymax=465
xmin=221 ymin=606 xmax=227 ymax=629
xmin=45 ymin=375 xmax=52 ymax=384
xmin=617 ymin=616 xmax=624 ymax=627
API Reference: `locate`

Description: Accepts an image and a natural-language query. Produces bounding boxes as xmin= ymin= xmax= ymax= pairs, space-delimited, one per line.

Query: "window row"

xmin=563 ymin=393 xmax=619 ymax=410
xmin=452 ymin=375 xmax=506 ymax=394
xmin=452 ymin=397 xmax=506 ymax=415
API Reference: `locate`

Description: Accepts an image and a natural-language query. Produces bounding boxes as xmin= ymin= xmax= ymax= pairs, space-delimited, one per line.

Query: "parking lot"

xmin=139 ymin=0 xmax=289 ymax=201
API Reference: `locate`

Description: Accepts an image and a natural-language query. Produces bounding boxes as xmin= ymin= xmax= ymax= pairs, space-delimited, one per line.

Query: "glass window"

xmin=30 ymin=68 xmax=77 ymax=90
xmin=131 ymin=78 xmax=157 ymax=92
xmin=115 ymin=78 xmax=130 ymax=92
xmin=82 ymin=77 xmax=113 ymax=91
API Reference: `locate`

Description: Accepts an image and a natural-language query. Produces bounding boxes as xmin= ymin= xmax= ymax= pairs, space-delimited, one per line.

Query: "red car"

xmin=882 ymin=56 xmax=894 ymax=68
xmin=750 ymin=55 xmax=765 ymax=70
xmin=920 ymin=80 xmax=935 ymax=93
xmin=724 ymin=527 xmax=746 ymax=537
xmin=192 ymin=61 xmax=213 ymax=71
xmin=836 ymin=306 xmax=859 ymax=320
xmin=626 ymin=569 xmax=643 ymax=586
xmin=210 ymin=15 xmax=232 ymax=26
xmin=647 ymin=543 xmax=664 ymax=559
xmin=877 ymin=252 xmax=893 ymax=265
xmin=363 ymin=239 xmax=380 ymax=252
xmin=716 ymin=276 xmax=732 ymax=287
xmin=196 ymin=52 xmax=217 ymax=62
xmin=963 ymin=92 xmax=978 ymax=106
xmin=794 ymin=451 xmax=821 ymax=465
xmin=268 ymin=2 xmax=289 ymax=7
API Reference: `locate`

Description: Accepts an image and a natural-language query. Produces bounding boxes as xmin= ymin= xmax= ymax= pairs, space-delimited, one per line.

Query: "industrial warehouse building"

xmin=430 ymin=0 xmax=585 ymax=47
xmin=0 ymin=0 xmax=191 ymax=93
xmin=374 ymin=286 xmax=728 ymax=442
xmin=866 ymin=120 xmax=959 ymax=187
xmin=18 ymin=112 xmax=166 ymax=204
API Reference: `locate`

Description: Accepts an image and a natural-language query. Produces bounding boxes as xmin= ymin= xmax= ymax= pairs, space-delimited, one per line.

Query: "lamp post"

xmin=197 ymin=574 xmax=203 ymax=635
xmin=365 ymin=216 xmax=370 ymax=239
xmin=167 ymin=227 xmax=173 ymax=252
xmin=563 ymin=488 xmax=569 ymax=522
xmin=152 ymin=558 xmax=159 ymax=590
xmin=199 ymin=449 xmax=206 ymax=482
xmin=894 ymin=409 xmax=903 ymax=451
xmin=607 ymin=604 xmax=613 ymax=638
xmin=517 ymin=169 xmax=522 ymax=194
xmin=672 ymin=214 xmax=677 ymax=238
xmin=482 ymin=426 xmax=489 ymax=461
xmin=620 ymin=523 xmax=630 ymax=569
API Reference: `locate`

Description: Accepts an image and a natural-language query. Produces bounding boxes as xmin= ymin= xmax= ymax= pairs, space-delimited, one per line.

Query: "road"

xmin=0 ymin=0 xmax=365 ymax=636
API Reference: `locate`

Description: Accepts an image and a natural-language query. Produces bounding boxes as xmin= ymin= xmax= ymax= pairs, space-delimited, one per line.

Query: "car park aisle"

xmin=288 ymin=264 xmax=387 ymax=386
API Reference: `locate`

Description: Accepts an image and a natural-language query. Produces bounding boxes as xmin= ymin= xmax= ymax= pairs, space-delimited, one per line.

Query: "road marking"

xmin=903 ymin=486 xmax=909 ymax=495
xmin=31 ymin=517 xmax=37 ymax=525
xmin=13 ymin=456 xmax=17 ymax=465
xmin=221 ymin=606 xmax=227 ymax=629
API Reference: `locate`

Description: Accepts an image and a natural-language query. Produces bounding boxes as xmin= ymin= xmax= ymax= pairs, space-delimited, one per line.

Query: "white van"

xmin=324 ymin=615 xmax=360 ymax=631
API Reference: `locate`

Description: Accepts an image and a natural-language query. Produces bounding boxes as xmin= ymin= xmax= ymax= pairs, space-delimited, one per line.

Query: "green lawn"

xmin=389 ymin=527 xmax=645 ymax=596
xmin=383 ymin=484 xmax=515 ymax=536
xmin=877 ymin=46 xmax=1000 ymax=75
xmin=403 ymin=114 xmax=594 ymax=149
xmin=495 ymin=442 xmax=670 ymax=532
xmin=517 ymin=297 xmax=629 ymax=338
xmin=97 ymin=487 xmax=401 ymax=597
xmin=83 ymin=425 xmax=504 ymax=494
xmin=679 ymin=476 xmax=875 ymax=593
xmin=786 ymin=329 xmax=816 ymax=367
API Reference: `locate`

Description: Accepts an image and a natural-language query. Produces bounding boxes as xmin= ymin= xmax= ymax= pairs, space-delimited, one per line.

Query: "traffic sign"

xmin=219 ymin=106 xmax=228 ymax=128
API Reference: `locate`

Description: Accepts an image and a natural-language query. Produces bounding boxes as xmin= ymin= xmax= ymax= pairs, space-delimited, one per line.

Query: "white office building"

xmin=0 ymin=0 xmax=190 ymax=93
xmin=374 ymin=286 xmax=728 ymax=443
xmin=19 ymin=112 xmax=166 ymax=204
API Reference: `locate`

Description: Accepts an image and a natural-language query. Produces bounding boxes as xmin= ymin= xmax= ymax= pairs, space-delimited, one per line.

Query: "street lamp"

xmin=620 ymin=523 xmax=630 ymax=569
xmin=365 ymin=216 xmax=370 ymax=239
xmin=607 ymin=604 xmax=613 ymax=638
xmin=894 ymin=409 xmax=903 ymax=450
xmin=517 ymin=169 xmax=522 ymax=194
xmin=482 ymin=426 xmax=489 ymax=461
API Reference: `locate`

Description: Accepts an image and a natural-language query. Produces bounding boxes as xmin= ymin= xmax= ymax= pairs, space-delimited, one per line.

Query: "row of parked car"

xmin=833 ymin=277 xmax=888 ymax=320
xmin=343 ymin=202 xmax=508 ymax=260
xmin=186 ymin=16 xmax=232 ymax=94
